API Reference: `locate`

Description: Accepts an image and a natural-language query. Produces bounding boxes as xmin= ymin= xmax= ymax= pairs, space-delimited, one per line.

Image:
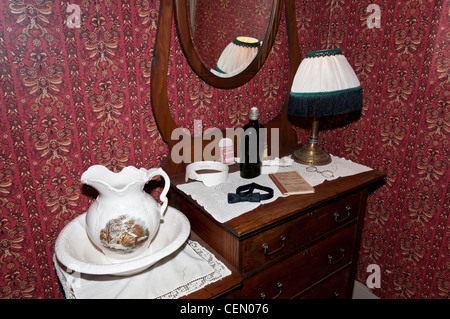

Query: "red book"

xmin=269 ymin=171 xmax=315 ymax=195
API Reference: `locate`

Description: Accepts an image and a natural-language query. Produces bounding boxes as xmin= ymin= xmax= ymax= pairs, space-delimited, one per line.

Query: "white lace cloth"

xmin=54 ymin=240 xmax=231 ymax=299
xmin=177 ymin=155 xmax=372 ymax=223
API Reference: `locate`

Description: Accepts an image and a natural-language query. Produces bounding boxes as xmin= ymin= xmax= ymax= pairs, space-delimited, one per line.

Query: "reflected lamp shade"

xmin=212 ymin=36 xmax=261 ymax=78
xmin=288 ymin=48 xmax=362 ymax=117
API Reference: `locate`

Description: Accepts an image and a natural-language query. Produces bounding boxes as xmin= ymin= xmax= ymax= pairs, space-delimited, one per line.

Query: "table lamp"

xmin=288 ymin=48 xmax=363 ymax=165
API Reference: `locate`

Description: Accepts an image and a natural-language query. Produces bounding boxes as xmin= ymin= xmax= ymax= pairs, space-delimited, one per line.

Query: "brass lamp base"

xmin=292 ymin=142 xmax=331 ymax=166
xmin=291 ymin=116 xmax=331 ymax=166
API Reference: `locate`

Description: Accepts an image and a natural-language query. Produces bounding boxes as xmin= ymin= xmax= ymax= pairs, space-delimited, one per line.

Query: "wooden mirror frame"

xmin=151 ymin=0 xmax=300 ymax=175
xmin=174 ymin=0 xmax=282 ymax=89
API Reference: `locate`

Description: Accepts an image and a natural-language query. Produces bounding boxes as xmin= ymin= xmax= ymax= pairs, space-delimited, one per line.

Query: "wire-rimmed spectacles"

xmin=306 ymin=166 xmax=334 ymax=178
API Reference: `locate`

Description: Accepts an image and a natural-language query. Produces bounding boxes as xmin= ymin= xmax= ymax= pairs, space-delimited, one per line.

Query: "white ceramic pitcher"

xmin=81 ymin=165 xmax=170 ymax=262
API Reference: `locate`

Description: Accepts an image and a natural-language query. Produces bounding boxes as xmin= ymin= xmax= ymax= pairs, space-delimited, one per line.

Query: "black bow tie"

xmin=228 ymin=183 xmax=274 ymax=204
xmin=228 ymin=192 xmax=263 ymax=203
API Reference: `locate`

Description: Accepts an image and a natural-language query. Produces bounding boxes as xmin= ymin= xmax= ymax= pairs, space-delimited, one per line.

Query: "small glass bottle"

xmin=240 ymin=107 xmax=263 ymax=178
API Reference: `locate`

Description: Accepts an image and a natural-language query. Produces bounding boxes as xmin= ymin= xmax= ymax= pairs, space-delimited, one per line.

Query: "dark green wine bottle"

xmin=240 ymin=107 xmax=263 ymax=179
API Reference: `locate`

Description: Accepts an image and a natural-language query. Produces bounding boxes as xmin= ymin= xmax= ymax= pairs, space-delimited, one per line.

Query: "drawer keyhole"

xmin=262 ymin=235 xmax=287 ymax=256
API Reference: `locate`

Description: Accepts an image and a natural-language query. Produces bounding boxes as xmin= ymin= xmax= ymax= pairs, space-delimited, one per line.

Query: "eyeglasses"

xmin=306 ymin=166 xmax=334 ymax=178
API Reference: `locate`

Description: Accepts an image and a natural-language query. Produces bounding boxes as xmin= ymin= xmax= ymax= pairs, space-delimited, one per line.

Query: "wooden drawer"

xmin=298 ymin=268 xmax=351 ymax=299
xmin=239 ymin=224 xmax=357 ymax=299
xmin=241 ymin=191 xmax=361 ymax=273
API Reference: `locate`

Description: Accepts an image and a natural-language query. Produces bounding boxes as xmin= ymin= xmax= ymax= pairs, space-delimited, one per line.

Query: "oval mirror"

xmin=174 ymin=0 xmax=282 ymax=89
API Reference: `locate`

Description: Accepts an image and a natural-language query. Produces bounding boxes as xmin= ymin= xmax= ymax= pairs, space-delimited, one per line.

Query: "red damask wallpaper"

xmin=298 ymin=0 xmax=449 ymax=298
xmin=0 ymin=0 xmax=448 ymax=299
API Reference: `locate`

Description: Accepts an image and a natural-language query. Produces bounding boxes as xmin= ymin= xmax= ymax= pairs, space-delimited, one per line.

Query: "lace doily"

xmin=177 ymin=155 xmax=372 ymax=223
xmin=54 ymin=240 xmax=231 ymax=299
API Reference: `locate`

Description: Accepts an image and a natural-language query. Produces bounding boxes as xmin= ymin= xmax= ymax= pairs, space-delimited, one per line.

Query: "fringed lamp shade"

xmin=211 ymin=36 xmax=261 ymax=78
xmin=288 ymin=49 xmax=363 ymax=165
xmin=289 ymin=49 xmax=362 ymax=117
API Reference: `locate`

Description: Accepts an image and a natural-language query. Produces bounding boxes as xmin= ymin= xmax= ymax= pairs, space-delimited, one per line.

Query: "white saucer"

xmin=55 ymin=206 xmax=190 ymax=276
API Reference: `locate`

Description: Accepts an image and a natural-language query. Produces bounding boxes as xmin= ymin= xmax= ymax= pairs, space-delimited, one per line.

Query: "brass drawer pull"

xmin=327 ymin=248 xmax=345 ymax=265
xmin=260 ymin=282 xmax=283 ymax=299
xmin=333 ymin=205 xmax=352 ymax=223
xmin=262 ymin=235 xmax=286 ymax=256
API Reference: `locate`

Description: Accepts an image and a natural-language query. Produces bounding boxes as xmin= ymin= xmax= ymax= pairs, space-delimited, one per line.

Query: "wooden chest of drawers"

xmin=169 ymin=169 xmax=385 ymax=299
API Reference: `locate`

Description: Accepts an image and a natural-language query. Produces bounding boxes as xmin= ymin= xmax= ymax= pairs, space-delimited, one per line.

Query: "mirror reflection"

xmin=188 ymin=0 xmax=272 ymax=78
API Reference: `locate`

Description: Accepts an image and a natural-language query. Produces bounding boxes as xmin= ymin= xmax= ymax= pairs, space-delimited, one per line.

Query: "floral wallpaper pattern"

xmin=0 ymin=0 xmax=168 ymax=298
xmin=295 ymin=0 xmax=448 ymax=298
xmin=0 ymin=0 xmax=448 ymax=299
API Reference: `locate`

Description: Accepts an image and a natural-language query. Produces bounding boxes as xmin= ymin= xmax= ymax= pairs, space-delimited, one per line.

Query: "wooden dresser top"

xmin=169 ymin=166 xmax=386 ymax=238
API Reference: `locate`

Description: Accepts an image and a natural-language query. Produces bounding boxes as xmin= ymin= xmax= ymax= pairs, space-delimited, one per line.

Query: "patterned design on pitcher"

xmin=100 ymin=215 xmax=149 ymax=254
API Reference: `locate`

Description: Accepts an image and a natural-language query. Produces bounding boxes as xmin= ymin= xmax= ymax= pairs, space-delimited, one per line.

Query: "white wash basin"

xmin=55 ymin=206 xmax=190 ymax=276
